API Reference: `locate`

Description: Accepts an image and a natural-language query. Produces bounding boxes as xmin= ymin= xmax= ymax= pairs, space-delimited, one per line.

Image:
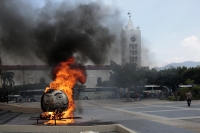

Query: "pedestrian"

xmin=157 ymin=92 xmax=160 ymax=99
xmin=147 ymin=92 xmax=150 ymax=98
xmin=186 ymin=91 xmax=193 ymax=106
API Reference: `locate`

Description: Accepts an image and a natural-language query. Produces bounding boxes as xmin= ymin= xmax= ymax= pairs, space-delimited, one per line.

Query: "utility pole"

xmin=27 ymin=74 xmax=33 ymax=84
xmin=28 ymin=74 xmax=29 ymax=84
xmin=0 ymin=40 xmax=2 ymax=89
xmin=23 ymin=70 xmax=25 ymax=85
xmin=127 ymin=87 xmax=130 ymax=102
xmin=0 ymin=56 xmax=2 ymax=89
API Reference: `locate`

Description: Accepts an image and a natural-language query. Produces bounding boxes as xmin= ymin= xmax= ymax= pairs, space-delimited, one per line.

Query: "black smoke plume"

xmin=0 ymin=0 xmax=121 ymax=66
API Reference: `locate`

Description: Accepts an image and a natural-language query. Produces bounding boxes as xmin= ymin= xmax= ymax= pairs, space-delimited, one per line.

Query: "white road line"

xmin=168 ymin=116 xmax=200 ymax=120
xmin=141 ymin=108 xmax=191 ymax=113
xmin=104 ymin=106 xmax=170 ymax=120
xmin=87 ymin=100 xmax=200 ymax=122
xmin=150 ymin=104 xmax=200 ymax=111
xmin=104 ymin=105 xmax=200 ymax=121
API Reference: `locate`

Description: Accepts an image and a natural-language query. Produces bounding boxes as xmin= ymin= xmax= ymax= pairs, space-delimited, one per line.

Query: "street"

xmin=1 ymin=99 xmax=200 ymax=133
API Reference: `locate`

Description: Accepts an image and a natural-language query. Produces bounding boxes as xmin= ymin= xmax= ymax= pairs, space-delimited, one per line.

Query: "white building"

xmin=120 ymin=15 xmax=141 ymax=67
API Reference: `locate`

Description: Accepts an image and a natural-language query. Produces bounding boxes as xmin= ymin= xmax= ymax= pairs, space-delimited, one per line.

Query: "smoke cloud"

xmin=0 ymin=0 xmax=122 ymax=66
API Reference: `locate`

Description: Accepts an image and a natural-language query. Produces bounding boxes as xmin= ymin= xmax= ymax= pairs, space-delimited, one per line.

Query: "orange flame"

xmin=43 ymin=57 xmax=86 ymax=124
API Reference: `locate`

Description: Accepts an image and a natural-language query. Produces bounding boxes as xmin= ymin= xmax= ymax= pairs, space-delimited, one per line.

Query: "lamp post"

xmin=0 ymin=39 xmax=3 ymax=89
xmin=28 ymin=74 xmax=29 ymax=84
xmin=27 ymin=74 xmax=33 ymax=84
xmin=0 ymin=57 xmax=2 ymax=89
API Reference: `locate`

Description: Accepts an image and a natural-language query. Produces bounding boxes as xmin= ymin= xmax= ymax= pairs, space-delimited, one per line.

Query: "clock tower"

xmin=120 ymin=14 xmax=141 ymax=67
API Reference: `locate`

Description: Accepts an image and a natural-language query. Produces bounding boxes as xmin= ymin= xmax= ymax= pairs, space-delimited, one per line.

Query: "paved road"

xmin=1 ymin=99 xmax=200 ymax=133
xmin=81 ymin=99 xmax=200 ymax=133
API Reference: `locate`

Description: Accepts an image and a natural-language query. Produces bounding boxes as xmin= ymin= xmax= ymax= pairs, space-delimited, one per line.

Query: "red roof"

xmin=1 ymin=65 xmax=111 ymax=70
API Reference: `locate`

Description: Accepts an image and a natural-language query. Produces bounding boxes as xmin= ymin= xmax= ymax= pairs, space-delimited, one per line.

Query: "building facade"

xmin=1 ymin=65 xmax=110 ymax=88
xmin=120 ymin=16 xmax=141 ymax=67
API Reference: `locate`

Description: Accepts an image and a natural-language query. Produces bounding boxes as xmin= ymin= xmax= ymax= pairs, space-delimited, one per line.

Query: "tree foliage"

xmin=1 ymin=71 xmax=15 ymax=89
xmin=97 ymin=61 xmax=200 ymax=92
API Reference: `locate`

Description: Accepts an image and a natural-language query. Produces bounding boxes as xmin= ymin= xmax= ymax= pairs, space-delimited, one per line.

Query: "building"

xmin=120 ymin=14 xmax=141 ymax=67
xmin=0 ymin=65 xmax=111 ymax=87
xmin=0 ymin=14 xmax=146 ymax=88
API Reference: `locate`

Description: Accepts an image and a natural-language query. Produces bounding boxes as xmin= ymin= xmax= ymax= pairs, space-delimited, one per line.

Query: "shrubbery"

xmin=176 ymin=85 xmax=200 ymax=101
xmin=168 ymin=96 xmax=176 ymax=101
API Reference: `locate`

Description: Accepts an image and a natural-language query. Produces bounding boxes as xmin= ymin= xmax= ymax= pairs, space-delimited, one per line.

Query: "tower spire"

xmin=125 ymin=11 xmax=135 ymax=30
xmin=127 ymin=11 xmax=131 ymax=18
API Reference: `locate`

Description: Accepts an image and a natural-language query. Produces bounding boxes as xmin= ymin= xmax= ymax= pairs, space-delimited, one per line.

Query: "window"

xmin=132 ymin=44 xmax=134 ymax=49
xmin=135 ymin=50 xmax=137 ymax=55
xmin=145 ymin=87 xmax=152 ymax=91
xmin=130 ymin=56 xmax=134 ymax=61
xmin=135 ymin=56 xmax=137 ymax=61
xmin=129 ymin=50 xmax=133 ymax=55
xmin=132 ymin=50 xmax=134 ymax=55
xmin=135 ymin=44 xmax=137 ymax=49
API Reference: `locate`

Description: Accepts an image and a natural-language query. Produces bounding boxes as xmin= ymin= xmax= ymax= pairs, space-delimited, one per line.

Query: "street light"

xmin=0 ymin=39 xmax=3 ymax=89
xmin=27 ymin=74 xmax=34 ymax=84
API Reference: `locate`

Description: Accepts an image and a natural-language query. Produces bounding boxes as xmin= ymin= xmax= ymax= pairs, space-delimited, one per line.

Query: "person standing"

xmin=186 ymin=91 xmax=193 ymax=106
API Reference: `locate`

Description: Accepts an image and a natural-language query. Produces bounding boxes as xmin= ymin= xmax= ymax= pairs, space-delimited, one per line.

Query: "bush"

xmin=179 ymin=88 xmax=189 ymax=101
xmin=191 ymin=86 xmax=200 ymax=99
xmin=178 ymin=86 xmax=200 ymax=100
xmin=168 ymin=96 xmax=176 ymax=101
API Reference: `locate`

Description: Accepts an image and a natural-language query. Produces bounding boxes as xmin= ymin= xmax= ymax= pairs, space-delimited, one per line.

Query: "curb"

xmin=0 ymin=124 xmax=137 ymax=133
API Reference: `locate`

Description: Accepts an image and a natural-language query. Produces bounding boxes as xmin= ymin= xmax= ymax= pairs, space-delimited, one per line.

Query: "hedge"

xmin=176 ymin=86 xmax=200 ymax=101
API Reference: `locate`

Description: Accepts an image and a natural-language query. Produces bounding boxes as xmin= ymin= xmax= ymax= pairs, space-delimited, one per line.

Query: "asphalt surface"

xmin=1 ymin=99 xmax=200 ymax=133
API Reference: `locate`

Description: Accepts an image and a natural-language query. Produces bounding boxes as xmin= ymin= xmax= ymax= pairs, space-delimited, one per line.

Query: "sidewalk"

xmin=0 ymin=102 xmax=41 ymax=113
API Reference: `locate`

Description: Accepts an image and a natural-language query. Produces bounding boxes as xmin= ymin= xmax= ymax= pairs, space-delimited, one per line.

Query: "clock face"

xmin=131 ymin=37 xmax=136 ymax=42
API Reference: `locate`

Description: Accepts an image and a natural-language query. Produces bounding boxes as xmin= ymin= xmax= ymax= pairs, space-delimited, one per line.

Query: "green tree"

xmin=109 ymin=61 xmax=139 ymax=89
xmin=185 ymin=79 xmax=194 ymax=85
xmin=1 ymin=71 xmax=15 ymax=89
xmin=155 ymin=67 xmax=187 ymax=91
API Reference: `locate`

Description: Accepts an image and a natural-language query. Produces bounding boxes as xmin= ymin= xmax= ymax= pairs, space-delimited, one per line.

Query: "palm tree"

xmin=1 ymin=71 xmax=15 ymax=89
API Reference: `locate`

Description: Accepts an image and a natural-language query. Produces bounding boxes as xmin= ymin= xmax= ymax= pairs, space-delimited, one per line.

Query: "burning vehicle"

xmin=41 ymin=89 xmax=68 ymax=113
xmin=30 ymin=58 xmax=86 ymax=125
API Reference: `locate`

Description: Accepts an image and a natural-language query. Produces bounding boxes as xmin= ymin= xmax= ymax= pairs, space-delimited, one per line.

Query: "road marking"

xmin=104 ymin=106 xmax=170 ymax=120
xmin=86 ymin=100 xmax=200 ymax=121
xmin=141 ymin=108 xmax=191 ymax=113
xmin=168 ymin=116 xmax=200 ymax=120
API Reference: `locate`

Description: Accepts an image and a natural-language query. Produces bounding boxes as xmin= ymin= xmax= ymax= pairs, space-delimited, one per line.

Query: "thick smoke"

xmin=0 ymin=0 xmax=121 ymax=66
xmin=141 ymin=37 xmax=157 ymax=68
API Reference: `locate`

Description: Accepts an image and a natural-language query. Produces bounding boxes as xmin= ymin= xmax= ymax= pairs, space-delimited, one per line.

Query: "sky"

xmin=103 ymin=0 xmax=200 ymax=68
xmin=33 ymin=0 xmax=200 ymax=68
xmin=1 ymin=0 xmax=200 ymax=68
